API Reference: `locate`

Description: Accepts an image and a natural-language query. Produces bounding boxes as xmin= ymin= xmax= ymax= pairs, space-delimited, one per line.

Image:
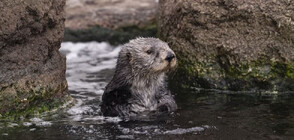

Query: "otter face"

xmin=122 ymin=38 xmax=177 ymax=74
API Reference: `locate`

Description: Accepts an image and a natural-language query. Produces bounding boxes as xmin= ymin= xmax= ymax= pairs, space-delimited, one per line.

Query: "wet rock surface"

xmin=0 ymin=0 xmax=70 ymax=118
xmin=159 ymin=0 xmax=294 ymax=91
xmin=64 ymin=0 xmax=158 ymax=45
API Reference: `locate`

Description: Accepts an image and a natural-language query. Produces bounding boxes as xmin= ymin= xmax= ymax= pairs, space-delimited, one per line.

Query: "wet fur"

xmin=100 ymin=37 xmax=177 ymax=118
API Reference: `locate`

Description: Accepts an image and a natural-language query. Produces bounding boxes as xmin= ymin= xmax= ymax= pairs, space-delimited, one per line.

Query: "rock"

xmin=65 ymin=0 xmax=157 ymax=29
xmin=0 ymin=0 xmax=70 ymax=118
xmin=64 ymin=0 xmax=158 ymax=45
xmin=159 ymin=0 xmax=294 ymax=91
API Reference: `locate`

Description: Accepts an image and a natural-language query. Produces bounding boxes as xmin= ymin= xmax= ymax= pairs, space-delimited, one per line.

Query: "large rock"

xmin=0 ymin=0 xmax=70 ymax=118
xmin=159 ymin=0 xmax=294 ymax=91
xmin=65 ymin=0 xmax=157 ymax=30
xmin=63 ymin=0 xmax=158 ymax=45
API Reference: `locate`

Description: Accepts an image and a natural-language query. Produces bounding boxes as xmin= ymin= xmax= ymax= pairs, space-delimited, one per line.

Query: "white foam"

xmin=116 ymin=135 xmax=134 ymax=139
xmin=23 ymin=122 xmax=33 ymax=127
xmin=60 ymin=42 xmax=120 ymax=95
xmin=8 ymin=123 xmax=18 ymax=127
xmin=163 ymin=127 xmax=205 ymax=135
xmin=29 ymin=117 xmax=52 ymax=127
xmin=67 ymin=99 xmax=87 ymax=115
xmin=95 ymin=89 xmax=104 ymax=95
xmin=104 ymin=117 xmax=122 ymax=123
xmin=35 ymin=121 xmax=52 ymax=127
xmin=60 ymin=42 xmax=121 ymax=61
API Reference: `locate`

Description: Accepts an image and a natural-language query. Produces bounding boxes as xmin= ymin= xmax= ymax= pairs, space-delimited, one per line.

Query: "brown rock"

xmin=65 ymin=0 xmax=157 ymax=30
xmin=0 ymin=0 xmax=70 ymax=118
xmin=159 ymin=0 xmax=294 ymax=91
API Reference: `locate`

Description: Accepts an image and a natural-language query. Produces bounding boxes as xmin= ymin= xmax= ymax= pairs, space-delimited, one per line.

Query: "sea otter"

xmin=100 ymin=37 xmax=177 ymax=119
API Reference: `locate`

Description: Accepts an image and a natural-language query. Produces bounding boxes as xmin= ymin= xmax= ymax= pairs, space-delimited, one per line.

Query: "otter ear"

xmin=126 ymin=52 xmax=133 ymax=64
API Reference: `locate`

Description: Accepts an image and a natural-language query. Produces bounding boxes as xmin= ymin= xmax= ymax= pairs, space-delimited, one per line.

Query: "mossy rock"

xmin=160 ymin=0 xmax=294 ymax=91
xmin=0 ymin=82 xmax=72 ymax=121
xmin=0 ymin=0 xmax=70 ymax=119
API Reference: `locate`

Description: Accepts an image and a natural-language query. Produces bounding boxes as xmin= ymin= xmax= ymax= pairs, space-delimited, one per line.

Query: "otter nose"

xmin=165 ymin=52 xmax=175 ymax=62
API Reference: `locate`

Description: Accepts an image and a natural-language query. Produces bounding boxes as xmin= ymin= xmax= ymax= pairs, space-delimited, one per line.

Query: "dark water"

xmin=1 ymin=42 xmax=294 ymax=140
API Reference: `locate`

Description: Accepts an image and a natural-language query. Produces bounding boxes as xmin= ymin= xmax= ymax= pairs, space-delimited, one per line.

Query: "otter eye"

xmin=146 ymin=50 xmax=152 ymax=54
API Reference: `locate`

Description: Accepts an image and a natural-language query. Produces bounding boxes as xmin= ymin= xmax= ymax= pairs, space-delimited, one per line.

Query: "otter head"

xmin=119 ymin=37 xmax=177 ymax=77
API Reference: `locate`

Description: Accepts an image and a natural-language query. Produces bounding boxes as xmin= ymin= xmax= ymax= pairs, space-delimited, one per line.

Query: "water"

xmin=1 ymin=42 xmax=294 ymax=139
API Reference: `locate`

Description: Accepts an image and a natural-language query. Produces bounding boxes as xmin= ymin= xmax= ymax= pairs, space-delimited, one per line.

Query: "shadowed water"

xmin=1 ymin=42 xmax=294 ymax=140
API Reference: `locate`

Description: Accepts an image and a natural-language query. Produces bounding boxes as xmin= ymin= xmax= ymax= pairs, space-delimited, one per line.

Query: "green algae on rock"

xmin=0 ymin=81 xmax=72 ymax=120
xmin=159 ymin=0 xmax=294 ymax=91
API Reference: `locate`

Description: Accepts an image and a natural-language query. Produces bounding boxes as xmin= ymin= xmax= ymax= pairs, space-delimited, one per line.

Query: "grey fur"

xmin=100 ymin=37 xmax=177 ymax=119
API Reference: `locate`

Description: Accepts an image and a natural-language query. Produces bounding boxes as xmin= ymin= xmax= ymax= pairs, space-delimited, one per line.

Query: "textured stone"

xmin=63 ymin=0 xmax=158 ymax=45
xmin=159 ymin=0 xmax=294 ymax=91
xmin=65 ymin=0 xmax=157 ymax=30
xmin=0 ymin=0 xmax=70 ymax=118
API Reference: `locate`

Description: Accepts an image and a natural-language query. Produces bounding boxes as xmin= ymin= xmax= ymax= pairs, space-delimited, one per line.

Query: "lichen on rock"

xmin=159 ymin=0 xmax=294 ymax=91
